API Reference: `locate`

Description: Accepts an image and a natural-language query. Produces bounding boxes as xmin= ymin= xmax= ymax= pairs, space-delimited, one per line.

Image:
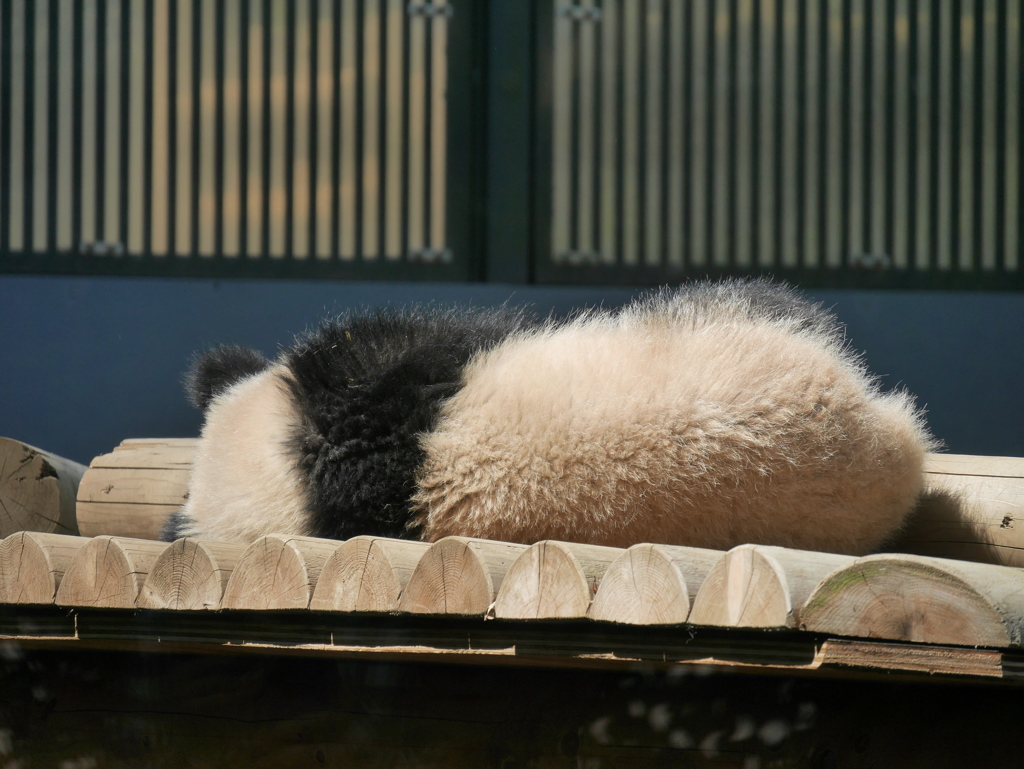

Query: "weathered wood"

xmin=689 ymin=544 xmax=855 ymax=629
xmin=888 ymin=453 xmax=1024 ymax=567
xmin=0 ymin=438 xmax=87 ymax=537
xmin=0 ymin=532 xmax=90 ymax=604
xmin=309 ymin=536 xmax=431 ymax=613
xmin=76 ymin=438 xmax=196 ymax=539
xmin=221 ymin=535 xmax=340 ymax=610
xmin=492 ymin=541 xmax=623 ymax=619
xmin=55 ymin=536 xmax=170 ymax=608
xmin=398 ymin=537 xmax=529 ymax=615
xmin=588 ymin=544 xmax=723 ymax=624
xmin=801 ymin=552 xmax=1024 ymax=647
xmin=138 ymin=538 xmax=248 ymax=610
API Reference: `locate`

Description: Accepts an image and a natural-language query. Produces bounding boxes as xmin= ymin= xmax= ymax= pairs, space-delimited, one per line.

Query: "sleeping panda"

xmin=163 ymin=278 xmax=934 ymax=556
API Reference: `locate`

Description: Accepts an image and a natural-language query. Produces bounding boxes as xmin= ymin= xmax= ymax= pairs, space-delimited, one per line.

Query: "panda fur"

xmin=163 ymin=278 xmax=935 ymax=556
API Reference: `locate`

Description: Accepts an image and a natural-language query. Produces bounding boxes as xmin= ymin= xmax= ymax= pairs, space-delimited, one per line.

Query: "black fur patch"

xmin=159 ymin=509 xmax=191 ymax=542
xmin=186 ymin=345 xmax=271 ymax=411
xmin=284 ymin=305 xmax=535 ymax=541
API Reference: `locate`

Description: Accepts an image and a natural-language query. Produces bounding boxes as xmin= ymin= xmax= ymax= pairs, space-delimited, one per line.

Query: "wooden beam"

xmin=76 ymin=438 xmax=197 ymax=539
xmin=55 ymin=536 xmax=170 ymax=608
xmin=309 ymin=536 xmax=431 ymax=612
xmin=0 ymin=531 xmax=89 ymax=604
xmin=398 ymin=537 xmax=529 ymax=615
xmin=689 ymin=545 xmax=855 ymax=628
xmin=801 ymin=552 xmax=1024 ymax=647
xmin=221 ymin=535 xmax=341 ymax=610
xmin=138 ymin=537 xmax=248 ymax=610
xmin=493 ymin=541 xmax=623 ymax=619
xmin=588 ymin=544 xmax=722 ymax=624
xmin=0 ymin=437 xmax=87 ymax=537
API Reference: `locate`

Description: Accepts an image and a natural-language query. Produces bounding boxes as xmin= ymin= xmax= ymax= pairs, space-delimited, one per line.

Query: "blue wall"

xmin=1 ymin=274 xmax=1021 ymax=464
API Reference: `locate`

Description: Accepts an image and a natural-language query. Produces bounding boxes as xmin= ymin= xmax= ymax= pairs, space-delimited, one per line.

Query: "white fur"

xmin=177 ymin=365 xmax=312 ymax=542
xmin=412 ymin=293 xmax=932 ymax=555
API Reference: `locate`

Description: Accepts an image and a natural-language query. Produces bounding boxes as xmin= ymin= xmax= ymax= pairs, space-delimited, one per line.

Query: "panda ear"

xmin=185 ymin=344 xmax=270 ymax=411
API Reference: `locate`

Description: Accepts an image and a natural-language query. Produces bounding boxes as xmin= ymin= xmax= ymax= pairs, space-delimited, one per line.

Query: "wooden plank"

xmin=75 ymin=502 xmax=181 ymax=541
xmin=76 ymin=467 xmax=191 ymax=505
xmin=588 ymin=544 xmax=722 ymax=625
xmin=0 ymin=532 xmax=90 ymax=604
xmin=818 ymin=639 xmax=1004 ymax=679
xmin=801 ymin=553 xmax=1024 ymax=647
xmin=55 ymin=536 xmax=170 ymax=608
xmin=0 ymin=437 xmax=87 ymax=537
xmin=493 ymin=541 xmax=623 ymax=619
xmin=309 ymin=536 xmax=431 ymax=612
xmin=398 ymin=537 xmax=529 ymax=616
xmin=116 ymin=437 xmax=201 ymax=449
xmin=90 ymin=445 xmax=197 ymax=469
xmin=221 ymin=535 xmax=341 ymax=610
xmin=924 ymin=453 xmax=1024 ymax=477
xmin=138 ymin=538 xmax=248 ymax=610
xmin=688 ymin=545 xmax=855 ymax=629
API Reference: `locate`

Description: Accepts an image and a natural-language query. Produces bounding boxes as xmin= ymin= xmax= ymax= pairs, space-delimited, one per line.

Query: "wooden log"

xmin=688 ymin=544 xmax=855 ymax=629
xmin=138 ymin=538 xmax=248 ymax=610
xmin=398 ymin=537 xmax=529 ymax=616
xmin=0 ymin=532 xmax=90 ymax=604
xmin=76 ymin=438 xmax=197 ymax=540
xmin=492 ymin=541 xmax=623 ymax=619
xmin=309 ymin=536 xmax=431 ymax=613
xmin=587 ymin=544 xmax=723 ymax=625
xmin=220 ymin=535 xmax=340 ymax=610
xmin=55 ymin=536 xmax=170 ymax=608
xmin=887 ymin=453 xmax=1024 ymax=567
xmin=801 ymin=552 xmax=1024 ymax=647
xmin=0 ymin=437 xmax=87 ymax=537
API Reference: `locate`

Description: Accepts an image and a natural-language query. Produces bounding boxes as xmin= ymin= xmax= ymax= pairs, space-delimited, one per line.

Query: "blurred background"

xmin=0 ymin=0 xmax=1021 ymax=463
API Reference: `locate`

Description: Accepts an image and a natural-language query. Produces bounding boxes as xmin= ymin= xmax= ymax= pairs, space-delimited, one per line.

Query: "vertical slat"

xmin=340 ymin=0 xmax=357 ymax=259
xmin=69 ymin=0 xmax=84 ymax=252
xmin=80 ymin=0 xmax=98 ymax=247
xmin=891 ymin=0 xmax=910 ymax=268
xmin=375 ymin=0 xmax=387 ymax=259
xmin=247 ymin=0 xmax=267 ymax=258
xmin=551 ymin=6 xmax=572 ymax=261
xmin=141 ymin=0 xmax=155 ymax=256
xmin=1006 ymin=0 xmax=1020 ymax=270
xmin=733 ymin=0 xmax=754 ymax=269
xmin=711 ymin=0 xmax=730 ymax=268
xmin=577 ymin=0 xmax=596 ymax=261
xmin=935 ymin=1 xmax=953 ymax=270
xmin=55 ymin=0 xmax=76 ymax=251
xmin=801 ymin=0 xmax=820 ymax=268
xmin=869 ymin=0 xmax=889 ymax=259
xmin=914 ymin=1 xmax=932 ymax=270
xmin=238 ymin=0 xmax=249 ymax=257
xmin=957 ymin=2 xmax=974 ymax=271
xmin=212 ymin=0 xmax=225 ymax=257
xmin=429 ymin=2 xmax=447 ymax=253
xmin=980 ymin=0 xmax=998 ymax=270
xmin=599 ymin=0 xmax=620 ymax=264
xmin=283 ymin=0 xmax=296 ymax=257
xmin=361 ymin=0 xmax=380 ymax=258
xmin=315 ymin=0 xmax=334 ymax=258
xmin=643 ymin=0 xmax=662 ymax=266
xmin=118 ymin=0 xmax=131 ymax=250
xmin=97 ymin=0 xmax=110 ymax=243
xmin=620 ymin=0 xmax=639 ymax=265
xmin=196 ymin=0 xmax=215 ymax=257
xmin=307 ymin=0 xmax=319 ymax=259
xmin=222 ymin=0 xmax=241 ymax=257
xmin=126 ymin=0 xmax=145 ymax=255
xmin=268 ymin=0 xmax=286 ymax=257
xmin=46 ymin=0 xmax=59 ymax=252
xmin=259 ymin=0 xmax=272 ymax=256
xmin=779 ymin=0 xmax=798 ymax=268
xmin=384 ymin=0 xmax=403 ymax=258
xmin=824 ymin=0 xmax=843 ymax=267
xmin=167 ymin=0 xmax=178 ymax=255
xmin=188 ymin=0 xmax=201 ymax=255
xmin=0 ymin=0 xmax=11 ymax=252
xmin=151 ymin=0 xmax=170 ymax=255
xmin=756 ymin=0 xmax=776 ymax=268
xmin=665 ymin=0 xmax=684 ymax=267
xmin=689 ymin=0 xmax=708 ymax=267
xmin=6 ymin=0 xmax=23 ymax=251
xmin=354 ymin=0 xmax=364 ymax=257
xmin=28 ymin=0 xmax=44 ymax=251
xmin=846 ymin=0 xmax=865 ymax=264
xmin=330 ymin=0 xmax=342 ymax=259
xmin=288 ymin=0 xmax=308 ymax=259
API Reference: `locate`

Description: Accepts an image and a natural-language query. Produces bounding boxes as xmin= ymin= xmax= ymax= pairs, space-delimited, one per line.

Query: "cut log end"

xmin=55 ymin=536 xmax=170 ymax=608
xmin=588 ymin=544 xmax=721 ymax=625
xmin=309 ymin=536 xmax=431 ymax=613
xmin=399 ymin=537 xmax=529 ymax=616
xmin=139 ymin=538 xmax=248 ymax=610
xmin=0 ymin=438 xmax=86 ymax=538
xmin=0 ymin=532 xmax=90 ymax=605
xmin=494 ymin=541 xmax=622 ymax=620
xmin=800 ymin=554 xmax=1023 ymax=648
xmin=221 ymin=535 xmax=340 ymax=611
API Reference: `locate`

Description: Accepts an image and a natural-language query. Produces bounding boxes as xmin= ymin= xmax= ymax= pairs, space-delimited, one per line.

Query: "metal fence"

xmin=536 ymin=0 xmax=1024 ymax=288
xmin=2 ymin=0 xmax=1022 ymax=288
xmin=0 ymin=0 xmax=475 ymax=280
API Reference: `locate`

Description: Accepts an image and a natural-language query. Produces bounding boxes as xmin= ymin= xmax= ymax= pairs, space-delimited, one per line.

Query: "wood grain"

xmin=0 ymin=438 xmax=87 ymax=537
xmin=0 ymin=531 xmax=89 ymax=604
xmin=139 ymin=538 xmax=248 ymax=610
xmin=55 ymin=536 xmax=170 ymax=608
xmin=221 ymin=535 xmax=341 ymax=610
xmin=309 ymin=536 xmax=431 ymax=613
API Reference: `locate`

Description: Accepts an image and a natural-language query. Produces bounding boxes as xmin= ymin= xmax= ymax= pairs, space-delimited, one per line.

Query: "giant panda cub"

xmin=163 ymin=278 xmax=934 ymax=556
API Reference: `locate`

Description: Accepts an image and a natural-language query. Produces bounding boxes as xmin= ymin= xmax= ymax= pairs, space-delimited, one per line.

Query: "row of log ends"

xmin=4 ymin=528 xmax=1024 ymax=649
